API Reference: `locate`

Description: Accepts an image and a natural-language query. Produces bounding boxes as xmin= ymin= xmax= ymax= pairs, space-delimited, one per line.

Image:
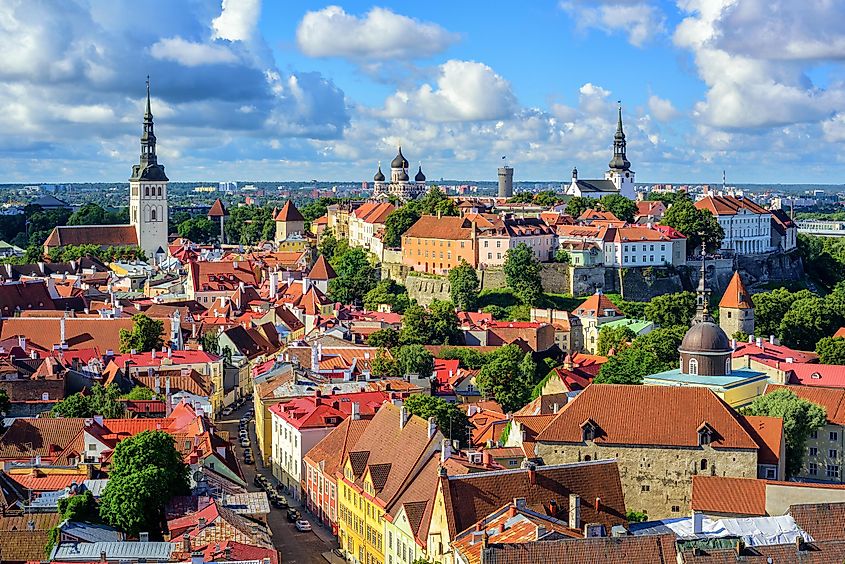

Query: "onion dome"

xmin=374 ymin=162 xmax=385 ymax=182
xmin=398 ymin=168 xmax=409 ymax=181
xmin=679 ymin=321 xmax=731 ymax=354
xmin=415 ymin=164 xmax=426 ymax=182
xmin=391 ymin=146 xmax=409 ymax=169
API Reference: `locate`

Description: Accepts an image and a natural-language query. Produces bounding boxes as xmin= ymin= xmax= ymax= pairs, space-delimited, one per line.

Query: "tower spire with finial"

xmin=695 ymin=245 xmax=713 ymax=322
xmin=608 ymin=101 xmax=631 ymax=172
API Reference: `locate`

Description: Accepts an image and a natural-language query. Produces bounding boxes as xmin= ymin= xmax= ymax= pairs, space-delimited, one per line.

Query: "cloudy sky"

xmin=2 ymin=0 xmax=845 ymax=184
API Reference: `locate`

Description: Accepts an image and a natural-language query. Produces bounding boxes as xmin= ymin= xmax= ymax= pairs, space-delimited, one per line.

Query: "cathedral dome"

xmin=391 ymin=146 xmax=409 ymax=169
xmin=397 ymin=169 xmax=409 ymax=181
xmin=415 ymin=165 xmax=426 ymax=182
xmin=374 ymin=164 xmax=385 ymax=182
xmin=679 ymin=321 xmax=731 ymax=354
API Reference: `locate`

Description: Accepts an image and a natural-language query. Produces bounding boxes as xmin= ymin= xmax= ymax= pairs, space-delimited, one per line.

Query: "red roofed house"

xmin=269 ymin=390 xmax=389 ymax=500
xmin=186 ymin=261 xmax=259 ymax=307
xmin=601 ymin=224 xmax=686 ymax=267
xmin=634 ymin=200 xmax=666 ymax=223
xmin=695 ymin=195 xmax=774 ymax=255
xmin=570 ymin=289 xmax=624 ymax=354
xmin=766 ymin=384 xmax=845 ymax=483
xmin=537 ymin=352 xmax=608 ymax=394
xmin=348 ymin=201 xmax=395 ymax=259
xmin=535 ymin=384 xmax=772 ymax=518
xmin=306 ymin=255 xmax=337 ymax=294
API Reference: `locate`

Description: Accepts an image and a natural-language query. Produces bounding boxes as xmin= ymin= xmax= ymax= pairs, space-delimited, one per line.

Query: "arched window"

xmin=700 ymin=459 xmax=708 ymax=471
xmin=144 ymin=186 xmax=149 ymax=196
xmin=688 ymin=358 xmax=698 ymax=375
xmin=583 ymin=455 xmax=591 ymax=461
xmin=157 ymin=186 xmax=162 ymax=196
xmin=725 ymin=358 xmax=732 ymax=374
xmin=151 ymin=208 xmax=157 ymax=221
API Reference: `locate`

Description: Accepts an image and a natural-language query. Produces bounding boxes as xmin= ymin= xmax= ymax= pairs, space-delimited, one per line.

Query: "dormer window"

xmin=580 ymin=418 xmax=599 ymax=442
xmin=698 ymin=423 xmax=715 ymax=446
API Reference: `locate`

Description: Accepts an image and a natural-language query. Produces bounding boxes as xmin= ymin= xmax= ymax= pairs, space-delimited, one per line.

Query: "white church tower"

xmin=129 ymin=77 xmax=169 ymax=259
xmin=605 ymin=104 xmax=636 ymax=200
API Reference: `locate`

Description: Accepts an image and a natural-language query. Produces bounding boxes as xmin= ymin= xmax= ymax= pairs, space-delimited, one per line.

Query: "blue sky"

xmin=1 ymin=0 xmax=845 ymax=184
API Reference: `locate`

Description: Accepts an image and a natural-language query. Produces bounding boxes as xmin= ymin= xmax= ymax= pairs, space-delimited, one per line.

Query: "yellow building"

xmin=336 ymin=403 xmax=441 ymax=564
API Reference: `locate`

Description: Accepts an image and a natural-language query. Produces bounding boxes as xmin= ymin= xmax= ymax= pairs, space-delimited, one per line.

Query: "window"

xmin=671 ymin=505 xmax=680 ymax=513
xmin=809 ymin=463 xmax=818 ymax=476
xmin=88 ymin=444 xmax=97 ymax=451
xmin=641 ymin=485 xmax=650 ymax=492
xmin=688 ymin=358 xmax=698 ymax=375
xmin=145 ymin=186 xmax=150 ymax=196
xmin=496 ymin=241 xmax=501 ymax=248
xmin=809 ymin=447 xmax=818 ymax=457
xmin=811 ymin=430 xmax=818 ymax=439
xmin=725 ymin=358 xmax=732 ymax=374
xmin=830 ymin=449 xmax=838 ymax=459
xmin=827 ymin=464 xmax=840 ymax=478
xmin=484 ymin=241 xmax=488 ymax=248
xmin=831 ymin=431 xmax=839 ymax=441
xmin=700 ymin=459 xmax=708 ymax=470
xmin=151 ymin=208 xmax=157 ymax=221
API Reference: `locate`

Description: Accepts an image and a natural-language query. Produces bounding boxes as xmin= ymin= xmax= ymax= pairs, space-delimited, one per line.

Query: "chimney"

xmin=155 ymin=375 xmax=161 ymax=395
xmin=165 ymin=376 xmax=171 ymax=399
xmin=269 ymin=270 xmax=279 ymax=299
xmin=440 ymin=438 xmax=452 ymax=463
xmin=756 ymin=336 xmax=762 ymax=348
xmin=786 ymin=357 xmax=794 ymax=363
xmin=400 ymin=406 xmax=409 ymax=429
xmin=139 ymin=532 xmax=149 ymax=542
xmin=524 ymin=461 xmax=536 ymax=484
xmin=27 ymin=519 xmax=35 ymax=531
xmin=748 ymin=334 xmax=754 ymax=343
xmin=18 ymin=336 xmax=25 ymax=351
xmin=795 ymin=536 xmax=805 ymax=552
xmin=151 ymin=349 xmax=156 ymax=360
xmin=428 ymin=416 xmax=437 ymax=439
xmin=731 ymin=338 xmax=736 ymax=349
xmin=198 ymin=517 xmax=207 ymax=528
xmin=60 ymin=316 xmax=66 ymax=345
xmin=183 ymin=533 xmax=192 ymax=553
xmin=351 ymin=402 xmax=360 ymax=421
xmin=692 ymin=511 xmax=705 ymax=535
xmin=569 ymin=494 xmax=581 ymax=528
xmin=769 ymin=335 xmax=775 ymax=345
xmin=100 ymin=551 xmax=107 ymax=563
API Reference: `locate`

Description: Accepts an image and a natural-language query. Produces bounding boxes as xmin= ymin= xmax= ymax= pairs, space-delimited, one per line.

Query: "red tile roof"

xmin=694 ymin=195 xmax=769 ymax=216
xmin=352 ymin=201 xmax=395 ymax=224
xmin=275 ymin=200 xmax=304 ymax=222
xmin=739 ymin=415 xmax=782 ymax=466
xmin=720 ymin=272 xmax=753 ymax=309
xmin=307 ymin=255 xmax=337 ymax=280
xmin=691 ymin=475 xmax=767 ymax=516
xmin=44 ymin=225 xmax=138 ymax=248
xmin=789 ymin=502 xmax=845 ymax=541
xmin=189 ymin=261 xmax=258 ymax=293
xmin=536 ymin=384 xmax=760 ymax=449
xmin=269 ymin=391 xmax=388 ymax=430
xmin=785 ymin=363 xmax=845 ymax=388
xmin=479 ymin=534 xmax=678 ymax=563
xmin=571 ymin=292 xmax=622 ymax=318
xmin=403 ymin=215 xmax=474 ymax=240
xmin=304 ymin=416 xmax=370 ymax=481
xmin=767 ymin=384 xmax=845 ymax=426
xmin=732 ymin=340 xmax=816 ymax=364
xmin=207 ymin=199 xmax=227 ymax=217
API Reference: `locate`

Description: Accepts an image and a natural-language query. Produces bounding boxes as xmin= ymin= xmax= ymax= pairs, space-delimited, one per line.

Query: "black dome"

xmin=679 ymin=321 xmax=731 ymax=354
xmin=415 ymin=166 xmax=426 ymax=182
xmin=397 ymin=169 xmax=409 ymax=181
xmin=391 ymin=146 xmax=409 ymax=169
xmin=374 ymin=165 xmax=385 ymax=182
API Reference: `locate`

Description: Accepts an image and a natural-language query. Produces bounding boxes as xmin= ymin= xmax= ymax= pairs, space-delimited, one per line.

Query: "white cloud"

xmin=150 ymin=37 xmax=239 ymax=67
xmin=212 ymin=0 xmax=261 ymax=42
xmin=560 ymin=0 xmax=666 ymax=47
xmin=674 ymin=0 xmax=845 ymax=129
xmin=647 ymin=95 xmax=679 ymax=121
xmin=296 ymin=6 xmax=458 ymax=61
xmin=383 ymin=60 xmax=516 ymax=122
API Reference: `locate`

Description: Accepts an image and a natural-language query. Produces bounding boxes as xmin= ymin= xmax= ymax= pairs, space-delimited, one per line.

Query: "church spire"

xmin=608 ymin=102 xmax=631 ymax=172
xmin=130 ymin=76 xmax=167 ymax=182
xmin=145 ymin=75 xmax=152 ymax=121
xmin=695 ymin=248 xmax=713 ymax=323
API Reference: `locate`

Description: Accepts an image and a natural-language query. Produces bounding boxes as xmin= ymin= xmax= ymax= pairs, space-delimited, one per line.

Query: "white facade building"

xmin=566 ymin=106 xmax=636 ymax=200
xmin=695 ymin=196 xmax=773 ymax=255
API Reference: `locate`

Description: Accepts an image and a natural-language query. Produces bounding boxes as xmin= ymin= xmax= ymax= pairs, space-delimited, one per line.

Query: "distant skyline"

xmin=1 ymin=1 xmax=845 ymax=184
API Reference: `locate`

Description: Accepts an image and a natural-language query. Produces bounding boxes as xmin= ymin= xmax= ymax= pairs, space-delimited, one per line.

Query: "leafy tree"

xmin=226 ymin=206 xmax=275 ymax=245
xmin=565 ymin=196 xmax=598 ymax=218
xmin=404 ymin=394 xmax=470 ymax=446
xmin=119 ymin=314 xmax=164 ymax=353
xmin=482 ymin=304 xmax=508 ymax=320
xmin=299 ymin=197 xmax=339 ymax=223
xmin=752 ymin=288 xmax=814 ymax=339
xmin=395 ymin=345 xmax=435 ymax=379
xmin=68 ymin=204 xmax=106 ymax=226
xmin=626 ymin=510 xmax=648 ymax=523
xmin=99 ymin=430 xmax=189 ymax=535
xmin=317 ymin=231 xmax=343 ymax=262
xmin=52 ymin=384 xmax=125 ymax=418
xmin=554 ymin=249 xmax=570 ymax=264
xmin=647 ymin=191 xmax=691 ymax=206
xmin=383 ymin=206 xmax=420 ymax=248
xmin=607 ymin=294 xmax=647 ymax=319
xmin=121 ymin=386 xmax=158 ymax=401
xmin=660 ymin=200 xmax=725 ymax=253
xmin=633 ymin=325 xmax=687 ymax=366
xmin=594 ymin=347 xmax=664 ymax=385
xmin=47 ymin=490 xmax=101 ymax=554
xmin=364 ymin=279 xmax=411 ymax=313
xmin=328 ymin=248 xmax=379 ymax=305
xmin=370 ymin=348 xmax=399 ymax=378
xmin=816 ymin=336 xmax=845 ymax=365
xmin=504 ymin=243 xmax=543 ymax=306
xmin=476 ymin=344 xmax=536 ymax=412
xmin=200 ymin=331 xmax=220 ymax=355
xmin=412 ymin=187 xmax=459 ymax=216
xmin=508 ymin=192 xmax=535 ymax=204
xmin=599 ymin=194 xmax=637 ymax=223
xmin=367 ymin=328 xmax=400 ymax=349
xmin=399 ymin=301 xmax=461 ymax=346
xmin=534 ymin=191 xmax=565 ymax=208
xmin=597 ymin=325 xmax=635 ymax=356
xmin=779 ymin=296 xmax=843 ymax=350
xmin=797 ymin=234 xmax=845 ymax=290
xmin=743 ymin=388 xmax=827 ymax=478
xmin=448 ymin=261 xmax=480 ymax=312
xmin=177 ymin=217 xmax=217 ymax=243
xmin=428 ymin=300 xmax=462 ymax=345
xmin=644 ymin=292 xmax=697 ymax=327
xmin=437 ymin=346 xmax=489 ymax=370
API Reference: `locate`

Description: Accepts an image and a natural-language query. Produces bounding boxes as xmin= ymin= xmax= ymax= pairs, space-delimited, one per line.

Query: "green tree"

xmin=437 ymin=346 xmax=489 ymax=370
xmin=476 ymin=344 xmax=536 ymax=412
xmin=660 ymin=200 xmax=725 ymax=253
xmin=534 ymin=191 xmax=565 ymax=207
xmin=503 ymin=243 xmax=543 ymax=306
xmin=554 ymin=249 xmax=570 ymax=264
xmin=367 ymin=328 xmax=400 ymax=349
xmin=634 ymin=325 xmax=687 ymax=366
xmin=395 ymin=345 xmax=435 ymax=379
xmin=779 ymin=296 xmax=843 ymax=350
xmin=594 ymin=347 xmax=664 ymax=385
xmin=644 ymin=292 xmax=697 ymax=327
xmin=370 ymin=349 xmax=400 ymax=378
xmin=797 ymin=234 xmax=845 ymax=290
xmin=648 ymin=191 xmax=691 ymax=206
xmin=599 ymin=194 xmax=637 ymax=223
xmin=328 ymin=248 xmax=379 ymax=305
xmin=413 ymin=187 xmax=459 ymax=216
xmin=200 ymin=331 xmax=220 ymax=355
xmin=626 ymin=510 xmax=648 ymax=523
xmin=743 ymin=388 xmax=827 ymax=478
xmin=816 ymin=336 xmax=845 ymax=365
xmin=68 ymin=204 xmax=107 ymax=226
xmin=448 ymin=261 xmax=480 ymax=311
xmin=119 ymin=314 xmax=164 ymax=353
xmin=121 ymin=386 xmax=158 ymax=400
xmin=565 ymin=196 xmax=598 ymax=218
xmin=52 ymin=384 xmax=125 ymax=418
xmin=47 ymin=490 xmax=101 ymax=554
xmin=99 ymin=430 xmax=189 ymax=535
xmin=597 ymin=325 xmax=635 ymax=356
xmin=364 ymin=279 xmax=411 ymax=313
xmin=399 ymin=301 xmax=460 ymax=346
xmin=482 ymin=304 xmax=508 ymax=320
xmin=752 ymin=288 xmax=814 ymax=339
xmin=404 ymin=394 xmax=470 ymax=446
xmin=177 ymin=217 xmax=217 ymax=243
xmin=318 ymin=231 xmax=344 ymax=262
xmin=383 ymin=206 xmax=420 ymax=248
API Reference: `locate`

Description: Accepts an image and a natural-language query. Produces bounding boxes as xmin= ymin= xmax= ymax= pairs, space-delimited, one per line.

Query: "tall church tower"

xmin=605 ymin=104 xmax=636 ymax=200
xmin=129 ymin=77 xmax=169 ymax=259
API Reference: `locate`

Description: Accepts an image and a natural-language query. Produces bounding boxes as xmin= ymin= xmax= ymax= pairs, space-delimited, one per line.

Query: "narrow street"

xmin=219 ymin=400 xmax=340 ymax=564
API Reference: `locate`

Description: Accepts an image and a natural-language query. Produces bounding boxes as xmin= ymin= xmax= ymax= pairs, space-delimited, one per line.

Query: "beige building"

xmin=535 ymin=384 xmax=772 ymax=519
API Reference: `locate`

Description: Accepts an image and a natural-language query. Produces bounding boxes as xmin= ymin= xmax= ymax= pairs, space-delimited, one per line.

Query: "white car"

xmin=222 ymin=407 xmax=233 ymax=416
xmin=295 ymin=519 xmax=312 ymax=532
xmin=240 ymin=438 xmax=250 ymax=447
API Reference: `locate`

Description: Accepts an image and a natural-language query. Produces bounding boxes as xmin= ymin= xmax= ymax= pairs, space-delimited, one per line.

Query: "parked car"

xmin=295 ymin=519 xmax=312 ymax=532
xmin=243 ymin=454 xmax=254 ymax=465
xmin=243 ymin=448 xmax=252 ymax=455
xmin=271 ymin=495 xmax=288 ymax=509
xmin=254 ymin=475 xmax=268 ymax=488
xmin=287 ymin=508 xmax=300 ymax=522
xmin=239 ymin=438 xmax=250 ymax=448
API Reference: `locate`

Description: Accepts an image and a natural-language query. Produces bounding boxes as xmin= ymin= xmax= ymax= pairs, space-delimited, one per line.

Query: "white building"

xmin=602 ymin=225 xmax=687 ymax=267
xmin=566 ymin=106 xmax=636 ymax=200
xmin=695 ymin=195 xmax=773 ymax=255
xmin=348 ymin=201 xmax=395 ymax=259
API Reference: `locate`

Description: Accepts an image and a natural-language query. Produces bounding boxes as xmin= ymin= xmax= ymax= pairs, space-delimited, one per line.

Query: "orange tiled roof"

xmin=275 ymin=200 xmax=304 ymax=222
xmin=571 ymin=292 xmax=622 ymax=318
xmin=44 ymin=225 xmax=138 ymax=248
xmin=720 ymin=271 xmax=753 ymax=309
xmin=691 ymin=475 xmax=767 ymax=515
xmin=739 ymin=415 xmax=782 ymax=466
xmin=767 ymin=384 xmax=845 ymax=426
xmin=694 ymin=195 xmax=769 ymax=216
xmin=536 ymin=384 xmax=759 ymax=449
xmin=207 ymin=198 xmax=227 ymax=217
xmin=403 ymin=215 xmax=474 ymax=240
xmin=308 ymin=255 xmax=337 ymax=280
xmin=352 ymin=201 xmax=395 ymax=224
xmin=789 ymin=502 xmax=845 ymax=541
